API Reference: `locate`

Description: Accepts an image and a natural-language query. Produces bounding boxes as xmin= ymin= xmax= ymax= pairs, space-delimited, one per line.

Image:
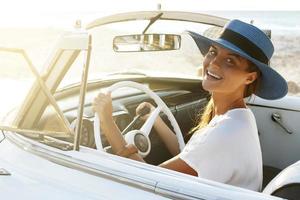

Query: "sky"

xmin=0 ymin=0 xmax=299 ymax=27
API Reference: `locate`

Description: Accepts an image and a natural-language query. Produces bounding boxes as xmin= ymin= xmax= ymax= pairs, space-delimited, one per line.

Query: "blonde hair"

xmin=189 ymin=98 xmax=214 ymax=134
xmin=188 ymin=61 xmax=261 ymax=137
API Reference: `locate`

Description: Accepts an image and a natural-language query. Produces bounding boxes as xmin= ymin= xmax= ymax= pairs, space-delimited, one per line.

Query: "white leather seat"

xmin=263 ymin=160 xmax=300 ymax=200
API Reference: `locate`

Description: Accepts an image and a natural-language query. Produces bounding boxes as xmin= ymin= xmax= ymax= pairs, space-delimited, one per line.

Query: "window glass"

xmin=0 ymin=51 xmax=35 ymax=126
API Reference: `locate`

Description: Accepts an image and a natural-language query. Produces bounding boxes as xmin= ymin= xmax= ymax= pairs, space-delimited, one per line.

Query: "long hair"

xmin=187 ymin=61 xmax=261 ymax=138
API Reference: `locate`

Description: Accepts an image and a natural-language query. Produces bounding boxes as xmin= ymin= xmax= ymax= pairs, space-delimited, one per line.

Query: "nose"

xmin=207 ymin=55 xmax=221 ymax=69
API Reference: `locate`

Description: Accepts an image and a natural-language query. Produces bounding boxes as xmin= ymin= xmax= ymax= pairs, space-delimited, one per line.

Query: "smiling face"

xmin=202 ymin=45 xmax=258 ymax=97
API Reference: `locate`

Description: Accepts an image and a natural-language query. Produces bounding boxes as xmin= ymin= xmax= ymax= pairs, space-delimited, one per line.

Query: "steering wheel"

xmin=94 ymin=81 xmax=185 ymax=157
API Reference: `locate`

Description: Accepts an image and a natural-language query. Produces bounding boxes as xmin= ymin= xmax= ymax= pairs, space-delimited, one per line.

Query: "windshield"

xmin=0 ymin=50 xmax=35 ymax=126
xmin=58 ymin=20 xmax=220 ymax=89
xmin=0 ymin=18 xmax=223 ymax=139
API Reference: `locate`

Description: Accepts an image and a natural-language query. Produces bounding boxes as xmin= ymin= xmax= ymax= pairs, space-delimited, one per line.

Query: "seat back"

xmin=263 ymin=161 xmax=300 ymax=200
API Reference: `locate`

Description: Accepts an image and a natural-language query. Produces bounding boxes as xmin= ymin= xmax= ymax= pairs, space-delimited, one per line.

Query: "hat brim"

xmin=187 ymin=30 xmax=288 ymax=100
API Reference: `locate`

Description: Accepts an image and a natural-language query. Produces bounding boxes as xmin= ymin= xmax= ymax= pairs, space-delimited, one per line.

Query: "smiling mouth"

xmin=206 ymin=70 xmax=222 ymax=80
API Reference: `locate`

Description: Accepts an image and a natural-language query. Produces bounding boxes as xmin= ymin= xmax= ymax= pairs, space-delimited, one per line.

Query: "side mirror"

xmin=113 ymin=34 xmax=181 ymax=52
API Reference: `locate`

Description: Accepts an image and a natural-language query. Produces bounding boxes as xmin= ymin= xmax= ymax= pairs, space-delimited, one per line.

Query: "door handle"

xmin=271 ymin=113 xmax=293 ymax=134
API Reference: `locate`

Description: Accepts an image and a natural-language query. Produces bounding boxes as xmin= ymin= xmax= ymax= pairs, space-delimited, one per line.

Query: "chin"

xmin=202 ymin=84 xmax=215 ymax=93
xmin=202 ymin=80 xmax=217 ymax=92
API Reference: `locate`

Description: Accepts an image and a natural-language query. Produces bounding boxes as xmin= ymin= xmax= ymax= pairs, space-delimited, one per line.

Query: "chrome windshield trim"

xmin=73 ymin=35 xmax=92 ymax=151
xmin=86 ymin=11 xmax=228 ymax=30
xmin=1 ymin=126 xmax=70 ymax=139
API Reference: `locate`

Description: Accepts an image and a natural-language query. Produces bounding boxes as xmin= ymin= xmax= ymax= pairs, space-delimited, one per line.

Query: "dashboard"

xmin=38 ymin=79 xmax=209 ymax=163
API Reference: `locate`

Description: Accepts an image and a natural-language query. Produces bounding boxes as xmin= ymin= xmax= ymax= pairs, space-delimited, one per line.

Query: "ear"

xmin=245 ymin=72 xmax=258 ymax=85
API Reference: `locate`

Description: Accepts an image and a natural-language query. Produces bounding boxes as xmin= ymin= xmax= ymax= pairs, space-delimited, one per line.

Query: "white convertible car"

xmin=0 ymin=11 xmax=299 ymax=199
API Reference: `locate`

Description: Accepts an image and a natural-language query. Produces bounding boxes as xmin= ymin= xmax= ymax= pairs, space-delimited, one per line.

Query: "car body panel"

xmin=0 ymin=133 xmax=281 ymax=200
xmin=0 ymin=137 xmax=163 ymax=200
xmin=248 ymin=96 xmax=300 ymax=169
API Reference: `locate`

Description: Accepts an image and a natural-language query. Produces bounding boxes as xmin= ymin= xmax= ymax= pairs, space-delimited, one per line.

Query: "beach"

xmin=272 ymin=34 xmax=300 ymax=94
xmin=0 ymin=11 xmax=300 ymax=118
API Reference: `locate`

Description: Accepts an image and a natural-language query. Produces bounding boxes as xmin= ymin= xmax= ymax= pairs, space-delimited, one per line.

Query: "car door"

xmin=248 ymin=95 xmax=300 ymax=170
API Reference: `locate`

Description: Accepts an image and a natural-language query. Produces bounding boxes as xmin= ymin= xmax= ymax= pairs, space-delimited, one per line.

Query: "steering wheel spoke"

xmin=94 ymin=113 xmax=104 ymax=151
xmin=140 ymin=106 xmax=161 ymax=136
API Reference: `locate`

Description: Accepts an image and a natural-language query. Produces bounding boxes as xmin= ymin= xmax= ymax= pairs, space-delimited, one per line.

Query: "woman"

xmin=92 ymin=19 xmax=287 ymax=191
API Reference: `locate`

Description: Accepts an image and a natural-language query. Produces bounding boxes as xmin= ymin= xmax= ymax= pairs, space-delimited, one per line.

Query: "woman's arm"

xmin=101 ymin=114 xmax=196 ymax=175
xmin=153 ymin=116 xmax=180 ymax=156
xmin=101 ymin=118 xmax=145 ymax=162
xmin=159 ymin=155 xmax=198 ymax=176
xmin=93 ymin=92 xmax=144 ymax=162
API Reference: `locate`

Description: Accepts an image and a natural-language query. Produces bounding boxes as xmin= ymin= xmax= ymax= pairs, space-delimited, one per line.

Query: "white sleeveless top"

xmin=179 ymin=108 xmax=262 ymax=191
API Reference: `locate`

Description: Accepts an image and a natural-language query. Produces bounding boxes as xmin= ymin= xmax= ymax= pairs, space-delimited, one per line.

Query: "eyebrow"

xmin=210 ymin=45 xmax=242 ymax=61
xmin=228 ymin=53 xmax=242 ymax=61
xmin=210 ymin=45 xmax=242 ymax=60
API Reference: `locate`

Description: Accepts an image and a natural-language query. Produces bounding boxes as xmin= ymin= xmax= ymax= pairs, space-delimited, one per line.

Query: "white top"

xmin=179 ymin=108 xmax=262 ymax=191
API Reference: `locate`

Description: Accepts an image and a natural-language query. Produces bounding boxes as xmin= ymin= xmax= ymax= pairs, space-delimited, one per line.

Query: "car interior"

xmin=33 ymin=75 xmax=300 ymax=199
xmin=46 ymin=77 xmax=208 ymax=164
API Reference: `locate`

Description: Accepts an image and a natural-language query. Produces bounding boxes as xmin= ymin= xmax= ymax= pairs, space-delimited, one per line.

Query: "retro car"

xmin=0 ymin=11 xmax=299 ymax=199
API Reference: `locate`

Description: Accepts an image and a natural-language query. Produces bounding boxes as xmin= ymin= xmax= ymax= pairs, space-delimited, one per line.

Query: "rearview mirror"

xmin=113 ymin=34 xmax=181 ymax=52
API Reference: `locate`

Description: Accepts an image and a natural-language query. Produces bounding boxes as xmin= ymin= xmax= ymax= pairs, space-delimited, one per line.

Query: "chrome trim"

xmin=248 ymin=103 xmax=300 ymax=113
xmin=74 ymin=35 xmax=92 ymax=151
xmin=0 ymin=126 xmax=70 ymax=139
xmin=86 ymin=11 xmax=228 ymax=30
xmin=271 ymin=113 xmax=293 ymax=134
xmin=0 ymin=168 xmax=11 ymax=176
xmin=155 ymin=183 xmax=206 ymax=200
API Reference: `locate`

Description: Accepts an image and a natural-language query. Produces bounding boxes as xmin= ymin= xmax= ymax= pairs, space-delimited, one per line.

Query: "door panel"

xmin=248 ymin=96 xmax=300 ymax=169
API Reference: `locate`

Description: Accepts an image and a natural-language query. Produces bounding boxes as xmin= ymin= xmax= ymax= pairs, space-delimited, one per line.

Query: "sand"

xmin=271 ymin=34 xmax=300 ymax=95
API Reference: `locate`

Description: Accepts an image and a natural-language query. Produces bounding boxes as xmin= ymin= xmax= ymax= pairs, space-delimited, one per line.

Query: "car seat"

xmin=263 ymin=160 xmax=300 ymax=200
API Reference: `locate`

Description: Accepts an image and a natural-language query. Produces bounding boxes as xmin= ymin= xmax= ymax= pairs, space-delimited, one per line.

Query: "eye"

xmin=226 ymin=58 xmax=234 ymax=64
xmin=208 ymin=49 xmax=217 ymax=56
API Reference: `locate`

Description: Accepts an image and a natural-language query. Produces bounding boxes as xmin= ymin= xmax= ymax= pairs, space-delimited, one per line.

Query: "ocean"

xmin=203 ymin=11 xmax=300 ymax=33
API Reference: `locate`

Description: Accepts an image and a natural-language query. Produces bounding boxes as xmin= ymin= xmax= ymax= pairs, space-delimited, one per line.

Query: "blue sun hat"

xmin=188 ymin=19 xmax=287 ymax=100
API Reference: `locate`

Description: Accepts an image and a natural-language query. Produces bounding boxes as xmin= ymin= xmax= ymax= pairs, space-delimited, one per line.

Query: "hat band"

xmin=220 ymin=29 xmax=269 ymax=64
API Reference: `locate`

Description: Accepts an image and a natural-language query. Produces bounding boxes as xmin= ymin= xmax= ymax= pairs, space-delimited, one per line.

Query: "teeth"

xmin=207 ymin=71 xmax=221 ymax=80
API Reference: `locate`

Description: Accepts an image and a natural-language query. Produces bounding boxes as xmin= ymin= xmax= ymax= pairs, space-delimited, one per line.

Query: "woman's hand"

xmin=135 ymin=102 xmax=155 ymax=121
xmin=92 ymin=92 xmax=145 ymax=162
xmin=92 ymin=92 xmax=113 ymax=124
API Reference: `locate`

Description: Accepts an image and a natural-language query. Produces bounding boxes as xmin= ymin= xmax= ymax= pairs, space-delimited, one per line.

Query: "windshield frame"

xmin=1 ymin=11 xmax=229 ymax=151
